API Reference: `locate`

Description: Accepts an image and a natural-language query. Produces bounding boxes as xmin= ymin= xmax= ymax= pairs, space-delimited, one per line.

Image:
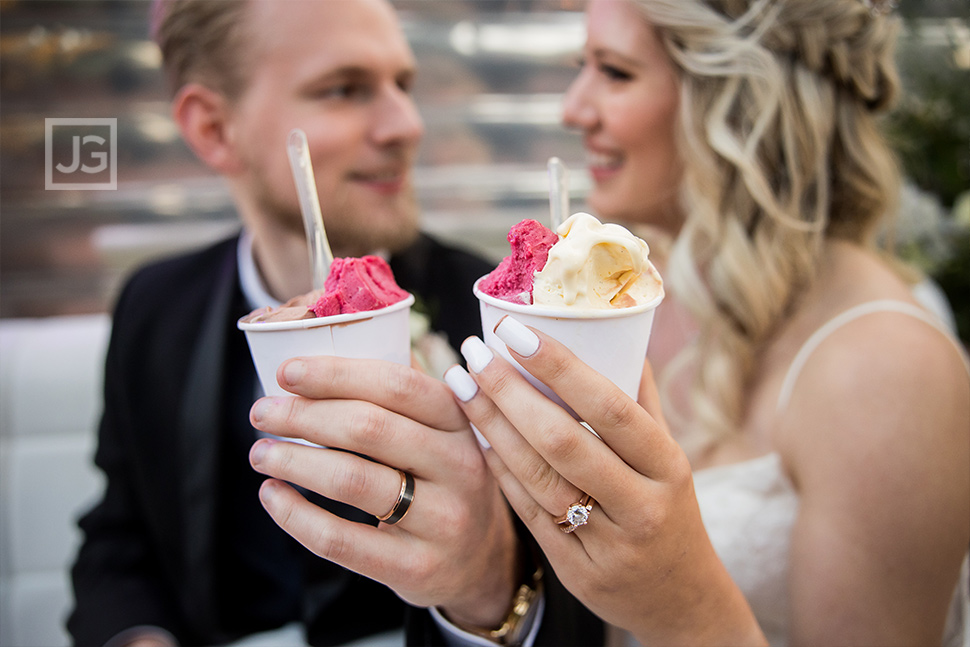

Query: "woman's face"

xmin=563 ymin=0 xmax=683 ymax=232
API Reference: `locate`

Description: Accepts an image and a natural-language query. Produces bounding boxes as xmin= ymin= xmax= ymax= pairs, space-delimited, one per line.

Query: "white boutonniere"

xmin=409 ymin=309 xmax=459 ymax=380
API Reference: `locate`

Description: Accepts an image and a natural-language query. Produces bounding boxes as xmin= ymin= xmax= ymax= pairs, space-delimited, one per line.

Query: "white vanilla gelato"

xmin=533 ymin=212 xmax=664 ymax=309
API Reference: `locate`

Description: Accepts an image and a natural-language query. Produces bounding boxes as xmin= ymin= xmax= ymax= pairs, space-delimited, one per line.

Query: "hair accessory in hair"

xmin=860 ymin=0 xmax=897 ymax=15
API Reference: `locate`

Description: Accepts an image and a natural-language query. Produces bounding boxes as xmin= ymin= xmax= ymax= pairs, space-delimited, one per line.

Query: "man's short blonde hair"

xmin=151 ymin=0 xmax=254 ymax=99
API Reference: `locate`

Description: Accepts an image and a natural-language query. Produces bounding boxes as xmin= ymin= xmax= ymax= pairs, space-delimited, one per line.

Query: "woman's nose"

xmin=561 ymin=72 xmax=596 ymax=131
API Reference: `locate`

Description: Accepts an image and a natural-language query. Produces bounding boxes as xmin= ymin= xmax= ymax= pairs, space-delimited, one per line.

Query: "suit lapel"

xmin=176 ymin=245 xmax=238 ymax=635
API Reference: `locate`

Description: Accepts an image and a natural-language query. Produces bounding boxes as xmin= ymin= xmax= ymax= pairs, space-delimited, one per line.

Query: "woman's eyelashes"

xmin=575 ymin=56 xmax=633 ymax=82
xmin=600 ymin=63 xmax=632 ymax=81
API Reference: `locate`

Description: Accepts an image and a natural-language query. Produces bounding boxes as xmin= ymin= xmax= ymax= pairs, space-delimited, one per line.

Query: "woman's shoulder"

xmin=773 ymin=242 xmax=968 ymax=486
xmin=778 ymin=241 xmax=963 ymax=387
xmin=763 ymin=245 xmax=969 ymax=646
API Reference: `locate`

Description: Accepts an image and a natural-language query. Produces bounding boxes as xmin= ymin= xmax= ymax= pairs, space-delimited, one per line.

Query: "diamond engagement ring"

xmin=555 ymin=494 xmax=594 ymax=533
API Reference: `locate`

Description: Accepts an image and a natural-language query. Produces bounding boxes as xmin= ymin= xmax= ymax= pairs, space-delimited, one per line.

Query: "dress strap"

xmin=776 ymin=299 xmax=969 ymax=414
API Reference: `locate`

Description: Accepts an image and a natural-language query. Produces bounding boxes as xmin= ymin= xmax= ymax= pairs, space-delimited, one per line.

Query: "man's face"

xmin=228 ymin=0 xmax=424 ymax=256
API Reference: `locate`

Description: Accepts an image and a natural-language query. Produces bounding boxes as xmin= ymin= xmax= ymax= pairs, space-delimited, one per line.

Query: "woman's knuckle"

xmin=515 ymin=496 xmax=551 ymax=527
xmin=473 ymin=401 xmax=504 ymax=431
xmin=598 ymin=389 xmax=637 ymax=430
xmin=669 ymin=451 xmax=694 ymax=484
xmin=483 ymin=364 xmax=519 ymax=400
xmin=520 ymin=453 xmax=560 ymax=496
xmin=638 ymin=498 xmax=668 ymax=536
xmin=543 ymin=351 xmax=573 ymax=385
xmin=541 ymin=424 xmax=584 ymax=464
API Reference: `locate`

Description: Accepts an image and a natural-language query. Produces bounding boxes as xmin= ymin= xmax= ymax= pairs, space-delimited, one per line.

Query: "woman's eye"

xmin=599 ymin=63 xmax=632 ymax=81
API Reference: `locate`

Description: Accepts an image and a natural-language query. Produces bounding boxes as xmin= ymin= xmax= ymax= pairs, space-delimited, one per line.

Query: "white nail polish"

xmin=444 ymin=365 xmax=479 ymax=402
xmin=494 ymin=316 xmax=540 ymax=358
xmin=461 ymin=336 xmax=494 ymax=374
xmin=471 ymin=423 xmax=491 ymax=450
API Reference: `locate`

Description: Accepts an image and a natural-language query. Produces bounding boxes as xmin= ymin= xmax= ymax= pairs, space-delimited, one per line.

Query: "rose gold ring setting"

xmin=555 ymin=494 xmax=594 ymax=533
xmin=376 ymin=470 xmax=414 ymax=525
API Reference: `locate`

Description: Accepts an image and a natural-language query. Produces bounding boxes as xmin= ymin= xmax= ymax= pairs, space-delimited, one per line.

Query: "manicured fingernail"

xmin=250 ymin=438 xmax=274 ymax=466
xmin=281 ymin=359 xmax=307 ymax=385
xmin=444 ymin=365 xmax=479 ymax=402
xmin=461 ymin=336 xmax=494 ymax=373
xmin=494 ymin=316 xmax=539 ymax=358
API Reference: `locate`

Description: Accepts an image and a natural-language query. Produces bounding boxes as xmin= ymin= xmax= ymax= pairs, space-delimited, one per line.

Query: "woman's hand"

xmin=444 ymin=316 xmax=765 ymax=646
xmin=248 ymin=356 xmax=520 ymax=629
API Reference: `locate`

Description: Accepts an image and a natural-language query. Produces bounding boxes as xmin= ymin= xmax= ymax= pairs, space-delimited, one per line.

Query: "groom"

xmin=67 ymin=1 xmax=490 ymax=646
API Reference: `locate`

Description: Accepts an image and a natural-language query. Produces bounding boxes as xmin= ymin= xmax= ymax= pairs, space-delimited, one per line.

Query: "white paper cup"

xmin=238 ymin=294 xmax=414 ymax=397
xmin=474 ymin=278 xmax=661 ymax=418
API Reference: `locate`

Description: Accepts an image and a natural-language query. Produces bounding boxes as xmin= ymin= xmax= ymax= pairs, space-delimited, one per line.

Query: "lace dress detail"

xmin=694 ymin=454 xmax=795 ymax=646
xmin=692 ymin=300 xmax=970 ymax=647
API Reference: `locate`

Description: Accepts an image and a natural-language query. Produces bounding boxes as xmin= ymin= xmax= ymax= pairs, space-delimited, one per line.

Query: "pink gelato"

xmin=312 ymin=255 xmax=409 ymax=316
xmin=477 ymin=219 xmax=558 ymax=304
xmin=242 ymin=255 xmax=408 ymax=323
xmin=479 ymin=213 xmax=663 ymax=310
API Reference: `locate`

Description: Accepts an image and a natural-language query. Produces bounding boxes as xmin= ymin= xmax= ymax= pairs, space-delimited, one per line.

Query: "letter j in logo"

xmin=45 ymin=118 xmax=117 ymax=190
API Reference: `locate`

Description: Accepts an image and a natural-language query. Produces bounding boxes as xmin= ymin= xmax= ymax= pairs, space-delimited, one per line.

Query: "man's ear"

xmin=172 ymin=82 xmax=243 ymax=174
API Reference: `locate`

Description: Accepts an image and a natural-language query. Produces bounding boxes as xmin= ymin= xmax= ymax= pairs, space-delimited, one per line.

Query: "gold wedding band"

xmin=555 ymin=494 xmax=594 ymax=533
xmin=376 ymin=469 xmax=415 ymax=525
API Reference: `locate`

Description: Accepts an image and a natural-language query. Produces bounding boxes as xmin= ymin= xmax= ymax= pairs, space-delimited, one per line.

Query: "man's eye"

xmin=318 ymin=83 xmax=370 ymax=100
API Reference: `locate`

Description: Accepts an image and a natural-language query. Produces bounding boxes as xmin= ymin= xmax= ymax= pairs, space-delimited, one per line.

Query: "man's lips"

xmin=350 ymin=169 xmax=409 ymax=194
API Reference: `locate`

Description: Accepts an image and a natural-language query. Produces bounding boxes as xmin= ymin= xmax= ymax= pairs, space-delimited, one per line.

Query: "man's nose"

xmin=371 ymin=85 xmax=425 ymax=146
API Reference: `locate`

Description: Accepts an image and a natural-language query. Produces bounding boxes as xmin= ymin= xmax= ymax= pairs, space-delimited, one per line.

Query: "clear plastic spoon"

xmin=287 ymin=128 xmax=333 ymax=290
xmin=547 ymin=156 xmax=570 ymax=230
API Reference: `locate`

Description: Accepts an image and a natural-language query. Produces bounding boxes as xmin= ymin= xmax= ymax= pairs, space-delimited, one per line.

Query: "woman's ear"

xmin=171 ymin=82 xmax=243 ymax=174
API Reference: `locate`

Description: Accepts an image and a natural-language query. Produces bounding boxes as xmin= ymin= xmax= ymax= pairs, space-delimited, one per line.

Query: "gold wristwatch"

xmin=452 ymin=561 xmax=543 ymax=646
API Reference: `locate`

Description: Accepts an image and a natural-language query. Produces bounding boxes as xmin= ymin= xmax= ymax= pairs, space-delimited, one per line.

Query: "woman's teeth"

xmin=587 ymin=151 xmax=621 ymax=169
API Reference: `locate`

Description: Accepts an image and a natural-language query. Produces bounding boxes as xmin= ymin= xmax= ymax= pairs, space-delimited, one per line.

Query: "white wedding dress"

xmin=692 ymin=300 xmax=970 ymax=647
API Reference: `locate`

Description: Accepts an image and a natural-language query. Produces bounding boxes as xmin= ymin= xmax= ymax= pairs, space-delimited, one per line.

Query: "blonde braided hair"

xmin=630 ymin=0 xmax=901 ymax=450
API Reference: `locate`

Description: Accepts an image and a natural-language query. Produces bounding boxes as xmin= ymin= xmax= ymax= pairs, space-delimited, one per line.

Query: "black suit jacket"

xmin=68 ymin=232 xmax=493 ymax=647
